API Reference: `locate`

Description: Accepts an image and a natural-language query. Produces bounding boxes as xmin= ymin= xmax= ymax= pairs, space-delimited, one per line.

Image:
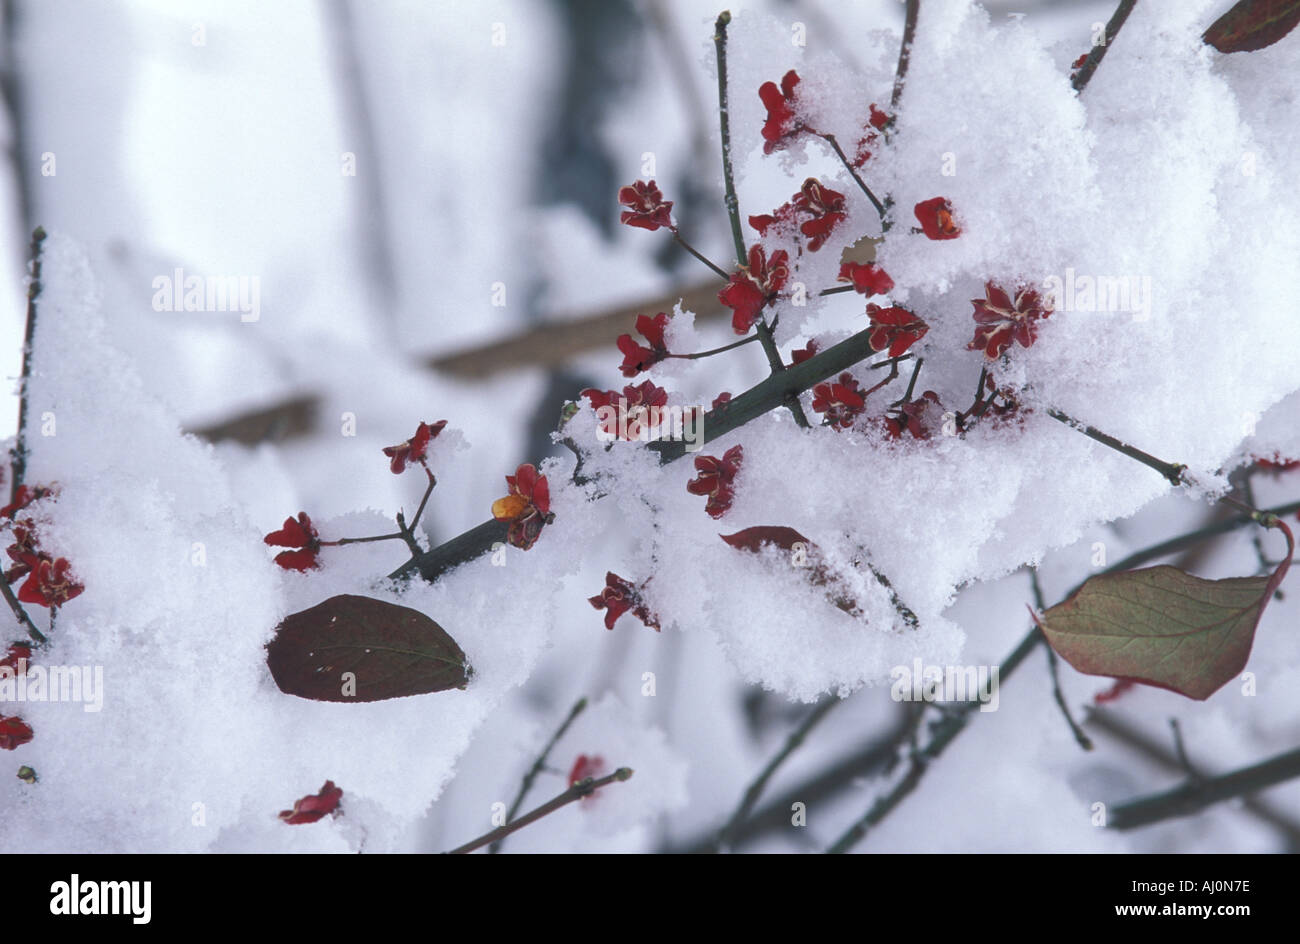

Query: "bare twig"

xmin=446 ymin=767 xmax=633 ymax=854
xmin=11 ymin=225 xmax=44 ymax=503
xmin=823 ymin=498 xmax=1300 ymax=853
xmin=489 ymin=696 xmax=589 ymax=854
xmin=671 ymin=230 xmax=729 ymax=280
xmin=891 ymin=0 xmax=920 ymax=110
xmin=1086 ymin=708 xmax=1300 ymax=847
xmin=1070 ymin=0 xmax=1139 ymax=94
xmin=713 ymin=695 xmax=841 ymax=851
xmin=1029 ymin=566 xmax=1092 ymax=751
xmin=820 ymin=133 xmax=886 ymax=221
xmin=1108 ymin=745 xmax=1300 ymax=831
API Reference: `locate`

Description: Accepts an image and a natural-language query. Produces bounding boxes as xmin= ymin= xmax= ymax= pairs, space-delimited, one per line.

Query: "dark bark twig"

xmin=1108 ymin=745 xmax=1300 ymax=831
xmin=890 ymin=0 xmax=920 ymax=110
xmin=712 ymin=695 xmax=841 ymax=851
xmin=446 ymin=767 xmax=632 ymax=854
xmin=489 ymin=695 xmax=589 ymax=854
xmin=1029 ymin=566 xmax=1092 ymax=751
xmin=1070 ymin=0 xmax=1139 ymax=94
xmin=11 ymin=225 xmax=44 ymax=503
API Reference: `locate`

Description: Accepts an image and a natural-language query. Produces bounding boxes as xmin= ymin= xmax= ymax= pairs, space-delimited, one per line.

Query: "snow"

xmin=3 ymin=0 xmax=1298 ymax=854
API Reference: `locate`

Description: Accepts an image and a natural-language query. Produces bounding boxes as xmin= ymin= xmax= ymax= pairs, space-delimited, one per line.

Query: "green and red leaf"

xmin=1039 ymin=520 xmax=1293 ymax=700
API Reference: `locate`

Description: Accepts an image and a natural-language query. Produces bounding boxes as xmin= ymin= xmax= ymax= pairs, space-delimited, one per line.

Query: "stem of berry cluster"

xmin=820 ymin=133 xmax=887 ymax=222
xmin=713 ymin=11 xmax=810 ymax=430
xmin=445 ymin=767 xmax=633 ymax=854
xmin=323 ymin=465 xmax=436 ymax=556
xmin=671 ymin=230 xmax=729 ymax=280
xmin=670 ymin=334 xmax=760 ymax=360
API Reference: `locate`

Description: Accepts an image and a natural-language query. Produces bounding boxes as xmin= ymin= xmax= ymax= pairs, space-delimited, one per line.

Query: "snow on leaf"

xmin=266 ymin=594 xmax=470 ymax=702
xmin=1203 ymin=0 xmax=1300 ymax=53
xmin=1040 ymin=525 xmax=1293 ymax=700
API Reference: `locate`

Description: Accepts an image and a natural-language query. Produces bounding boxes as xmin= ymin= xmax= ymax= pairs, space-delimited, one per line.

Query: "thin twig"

xmin=672 ymin=230 xmax=729 ymax=280
xmin=1086 ymin=708 xmax=1300 ymax=847
xmin=713 ymin=695 xmax=841 ymax=851
xmin=669 ymin=334 xmax=760 ymax=360
xmin=1048 ymin=408 xmax=1185 ymax=485
xmin=824 ymin=498 xmax=1300 ymax=853
xmin=820 ymin=133 xmax=886 ymax=221
xmin=1168 ymin=719 xmax=1198 ymax=780
xmin=1108 ymin=745 xmax=1300 ymax=831
xmin=489 ymin=696 xmax=589 ymax=854
xmin=446 ymin=767 xmax=633 ymax=854
xmin=712 ymin=11 xmax=810 ymax=429
xmin=713 ymin=12 xmax=747 ymax=269
xmin=1070 ymin=0 xmax=1139 ymax=94
xmin=11 ymin=225 xmax=44 ymax=503
xmin=891 ymin=0 xmax=920 ymax=110
xmin=0 ymin=567 xmax=44 ymax=646
xmin=1029 ymin=566 xmax=1092 ymax=751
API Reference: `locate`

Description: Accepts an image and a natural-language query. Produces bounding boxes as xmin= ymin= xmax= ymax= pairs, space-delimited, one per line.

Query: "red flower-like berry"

xmin=581 ymin=380 xmax=669 ymax=440
xmin=618 ymin=180 xmax=674 ymax=231
xmin=852 ymin=104 xmax=892 ymax=166
xmin=885 ymin=391 xmax=944 ymax=440
xmin=0 ymin=715 xmax=33 ymax=751
xmin=687 ymin=445 xmax=743 ymax=518
xmin=568 ymin=754 xmax=606 ymax=789
xmin=616 ymin=312 xmax=671 ymax=377
xmin=751 ymin=179 xmax=846 ymax=252
xmin=589 ymin=572 xmax=661 ymax=632
xmin=792 ymin=179 xmax=847 ymax=251
xmin=492 ymin=463 xmax=553 ymax=551
xmin=279 ymin=780 xmax=343 ymax=824
xmin=811 ymin=373 xmax=867 ymax=429
xmin=0 ymin=642 xmax=31 ymax=674
xmin=711 ymin=392 xmax=733 ymax=410
xmin=5 ymin=522 xmax=40 ymax=583
xmin=719 ymin=245 xmax=789 ymax=335
xmin=759 ymin=69 xmax=809 ymax=154
xmin=0 ymin=484 xmax=54 ymax=520
xmin=382 ymin=420 xmax=446 ymax=474
xmin=914 ymin=197 xmax=961 ymax=240
xmin=264 ymin=512 xmax=321 ymax=572
xmin=789 ymin=340 xmax=819 ymax=367
xmin=838 ymin=262 xmax=894 ymax=296
xmin=866 ymin=303 xmax=929 ymax=358
xmin=17 ymin=556 xmax=83 ymax=608
xmin=967 ymin=282 xmax=1053 ymax=359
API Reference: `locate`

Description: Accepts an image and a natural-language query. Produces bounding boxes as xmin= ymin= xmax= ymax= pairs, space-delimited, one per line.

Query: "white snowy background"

xmin=0 ymin=0 xmax=1298 ymax=852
